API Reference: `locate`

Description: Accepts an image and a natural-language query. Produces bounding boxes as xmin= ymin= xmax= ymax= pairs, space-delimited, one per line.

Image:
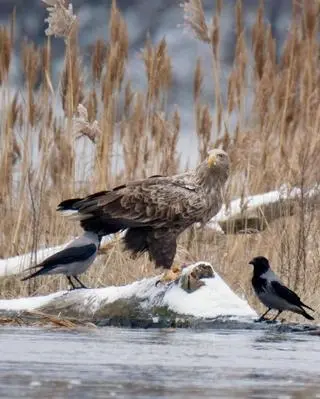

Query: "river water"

xmin=0 ymin=325 xmax=319 ymax=399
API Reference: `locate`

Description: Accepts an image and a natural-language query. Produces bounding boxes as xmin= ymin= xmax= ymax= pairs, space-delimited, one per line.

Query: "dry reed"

xmin=0 ymin=0 xmax=319 ymax=322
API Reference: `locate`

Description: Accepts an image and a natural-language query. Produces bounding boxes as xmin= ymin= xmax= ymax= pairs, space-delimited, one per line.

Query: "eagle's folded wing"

xmin=75 ymin=177 xmax=204 ymax=228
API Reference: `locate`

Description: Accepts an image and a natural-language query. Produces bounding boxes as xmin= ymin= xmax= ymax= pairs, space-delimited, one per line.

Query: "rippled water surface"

xmin=0 ymin=325 xmax=320 ymax=398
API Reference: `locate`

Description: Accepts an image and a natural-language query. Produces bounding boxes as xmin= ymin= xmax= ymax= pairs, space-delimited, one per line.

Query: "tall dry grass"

xmin=0 ymin=0 xmax=319 ymax=321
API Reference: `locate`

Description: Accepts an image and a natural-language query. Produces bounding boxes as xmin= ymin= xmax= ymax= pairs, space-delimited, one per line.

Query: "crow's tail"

xmin=301 ymin=301 xmax=315 ymax=312
xmin=21 ymin=267 xmax=45 ymax=282
xmin=301 ymin=308 xmax=314 ymax=321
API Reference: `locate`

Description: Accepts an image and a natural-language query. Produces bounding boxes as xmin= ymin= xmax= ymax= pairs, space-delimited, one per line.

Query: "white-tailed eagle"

xmin=57 ymin=149 xmax=229 ymax=276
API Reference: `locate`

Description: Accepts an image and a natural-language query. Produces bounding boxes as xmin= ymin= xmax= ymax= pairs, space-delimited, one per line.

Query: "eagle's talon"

xmin=155 ymin=264 xmax=184 ymax=287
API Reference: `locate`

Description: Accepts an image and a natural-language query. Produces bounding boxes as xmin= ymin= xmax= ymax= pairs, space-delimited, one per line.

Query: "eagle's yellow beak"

xmin=207 ymin=154 xmax=217 ymax=168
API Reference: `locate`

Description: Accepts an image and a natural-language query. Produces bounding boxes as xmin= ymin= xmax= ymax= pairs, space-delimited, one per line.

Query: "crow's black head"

xmin=249 ymin=256 xmax=270 ymax=274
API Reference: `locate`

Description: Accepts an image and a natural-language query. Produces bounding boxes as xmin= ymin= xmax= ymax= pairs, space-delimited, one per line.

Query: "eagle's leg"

xmin=147 ymin=230 xmax=183 ymax=286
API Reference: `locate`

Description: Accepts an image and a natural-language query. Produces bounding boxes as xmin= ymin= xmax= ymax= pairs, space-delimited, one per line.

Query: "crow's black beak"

xmin=249 ymin=260 xmax=254 ymax=266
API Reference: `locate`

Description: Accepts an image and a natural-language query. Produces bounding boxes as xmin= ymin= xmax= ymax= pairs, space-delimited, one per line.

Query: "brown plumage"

xmin=57 ymin=149 xmax=229 ymax=269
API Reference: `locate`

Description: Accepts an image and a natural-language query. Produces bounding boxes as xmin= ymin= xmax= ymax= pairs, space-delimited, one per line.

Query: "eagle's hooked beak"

xmin=207 ymin=154 xmax=217 ymax=168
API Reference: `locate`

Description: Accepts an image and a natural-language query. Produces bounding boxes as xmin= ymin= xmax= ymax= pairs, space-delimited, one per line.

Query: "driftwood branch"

xmin=211 ymin=185 xmax=320 ymax=234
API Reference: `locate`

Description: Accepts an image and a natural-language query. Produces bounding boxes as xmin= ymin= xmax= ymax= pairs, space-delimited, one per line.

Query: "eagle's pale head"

xmin=196 ymin=148 xmax=230 ymax=189
xmin=207 ymin=148 xmax=229 ymax=171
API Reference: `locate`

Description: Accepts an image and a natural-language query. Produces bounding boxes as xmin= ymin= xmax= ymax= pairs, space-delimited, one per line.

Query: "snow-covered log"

xmin=211 ymin=185 xmax=320 ymax=234
xmin=0 ymin=262 xmax=256 ymax=327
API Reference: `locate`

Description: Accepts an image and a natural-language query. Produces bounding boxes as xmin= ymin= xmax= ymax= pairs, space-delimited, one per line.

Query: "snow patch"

xmin=162 ymin=264 xmax=254 ymax=318
xmin=0 ymin=292 xmax=62 ymax=311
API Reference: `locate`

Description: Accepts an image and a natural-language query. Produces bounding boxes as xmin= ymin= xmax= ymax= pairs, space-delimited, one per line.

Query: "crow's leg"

xmin=73 ymin=276 xmax=88 ymax=289
xmin=66 ymin=276 xmax=77 ymax=290
xmin=271 ymin=310 xmax=282 ymax=321
xmin=256 ymin=308 xmax=272 ymax=322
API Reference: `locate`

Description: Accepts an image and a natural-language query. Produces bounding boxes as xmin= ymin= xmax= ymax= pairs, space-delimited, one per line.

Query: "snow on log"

xmin=0 ymin=262 xmax=256 ymax=326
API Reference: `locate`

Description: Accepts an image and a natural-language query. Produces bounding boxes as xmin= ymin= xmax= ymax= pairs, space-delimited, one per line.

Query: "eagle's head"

xmin=206 ymin=148 xmax=230 ymax=182
xmin=195 ymin=148 xmax=230 ymax=189
xmin=207 ymin=148 xmax=229 ymax=170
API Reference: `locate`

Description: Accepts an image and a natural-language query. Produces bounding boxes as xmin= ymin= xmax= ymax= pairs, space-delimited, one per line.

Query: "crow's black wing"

xmin=21 ymin=244 xmax=97 ymax=281
xmin=40 ymin=244 xmax=97 ymax=268
xmin=271 ymin=281 xmax=302 ymax=307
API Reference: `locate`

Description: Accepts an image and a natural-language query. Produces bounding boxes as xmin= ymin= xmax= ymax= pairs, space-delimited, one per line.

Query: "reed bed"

xmin=0 ymin=0 xmax=319 ymax=321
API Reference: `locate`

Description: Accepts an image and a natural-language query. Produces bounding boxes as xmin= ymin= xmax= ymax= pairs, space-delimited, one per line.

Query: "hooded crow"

xmin=21 ymin=231 xmax=101 ymax=289
xmin=249 ymin=256 xmax=314 ymax=322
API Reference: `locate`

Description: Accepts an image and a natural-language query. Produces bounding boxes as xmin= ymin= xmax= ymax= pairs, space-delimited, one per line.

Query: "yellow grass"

xmin=0 ymin=0 xmax=319 ymax=322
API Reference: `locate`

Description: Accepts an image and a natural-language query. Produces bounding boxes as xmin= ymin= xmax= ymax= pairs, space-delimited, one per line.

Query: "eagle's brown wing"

xmin=73 ymin=176 xmax=205 ymax=230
